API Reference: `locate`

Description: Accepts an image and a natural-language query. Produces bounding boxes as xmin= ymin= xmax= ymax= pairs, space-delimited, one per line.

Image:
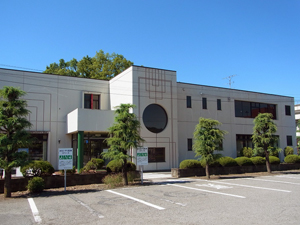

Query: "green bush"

xmin=268 ymin=147 xmax=280 ymax=157
xmin=219 ymin=157 xmax=238 ymax=167
xmin=106 ymin=160 xmax=136 ymax=172
xmin=284 ymin=147 xmax=294 ymax=156
xmin=27 ymin=177 xmax=45 ymax=193
xmin=82 ymin=158 xmax=104 ymax=172
xmin=268 ymin=156 xmax=280 ymax=164
xmin=179 ymin=160 xmax=202 ymax=169
xmin=102 ymin=173 xmax=123 ymax=188
xmin=235 ymin=157 xmax=253 ymax=166
xmin=21 ymin=160 xmax=55 ymax=177
xmin=250 ymin=156 xmax=266 ymax=165
xmin=242 ymin=147 xmax=253 ymax=158
xmin=284 ymin=155 xmax=300 ymax=164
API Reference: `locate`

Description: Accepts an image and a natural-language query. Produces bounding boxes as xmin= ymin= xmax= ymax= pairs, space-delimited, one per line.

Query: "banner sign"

xmin=58 ymin=148 xmax=73 ymax=170
xmin=137 ymin=147 xmax=148 ymax=166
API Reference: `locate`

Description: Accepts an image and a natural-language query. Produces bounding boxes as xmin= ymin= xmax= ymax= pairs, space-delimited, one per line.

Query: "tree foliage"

xmin=44 ymin=50 xmax=133 ymax=80
xmin=252 ymin=113 xmax=277 ymax=173
xmin=193 ymin=117 xmax=226 ymax=179
xmin=0 ymin=86 xmax=32 ymax=197
xmin=102 ymin=104 xmax=144 ymax=185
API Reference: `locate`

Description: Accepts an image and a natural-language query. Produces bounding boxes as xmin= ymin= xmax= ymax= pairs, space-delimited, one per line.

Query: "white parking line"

xmin=69 ymin=195 xmax=104 ymax=218
xmin=199 ymin=180 xmax=291 ymax=193
xmin=27 ymin=198 xmax=42 ymax=224
xmin=246 ymin=178 xmax=300 ymax=185
xmin=106 ymin=190 xmax=165 ymax=210
xmin=168 ymin=184 xmax=246 ymax=198
xmin=273 ymin=175 xmax=300 ymax=180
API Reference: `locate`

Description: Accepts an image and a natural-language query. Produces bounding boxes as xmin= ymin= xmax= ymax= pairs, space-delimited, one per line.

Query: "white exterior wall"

xmin=129 ymin=67 xmax=178 ymax=170
xmin=177 ymin=82 xmax=297 ymax=163
xmin=0 ymin=68 xmax=110 ymax=169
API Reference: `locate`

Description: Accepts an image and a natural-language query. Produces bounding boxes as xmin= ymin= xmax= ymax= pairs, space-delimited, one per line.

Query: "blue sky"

xmin=1 ymin=1 xmax=299 ymax=102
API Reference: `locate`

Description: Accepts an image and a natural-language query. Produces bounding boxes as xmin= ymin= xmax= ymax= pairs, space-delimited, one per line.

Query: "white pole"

xmin=64 ymin=169 xmax=66 ymax=192
xmin=141 ymin=166 xmax=143 ymax=185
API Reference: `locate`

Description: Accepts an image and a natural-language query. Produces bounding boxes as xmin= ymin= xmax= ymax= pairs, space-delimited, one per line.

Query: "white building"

xmin=0 ymin=66 xmax=297 ymax=170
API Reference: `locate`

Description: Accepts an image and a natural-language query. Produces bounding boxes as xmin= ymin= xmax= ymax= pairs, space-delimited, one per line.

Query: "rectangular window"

xmin=148 ymin=147 xmax=165 ymax=162
xmin=287 ymin=136 xmax=293 ymax=146
xmin=187 ymin=138 xmax=193 ymax=151
xmin=235 ymin=100 xmax=276 ymax=119
xmin=202 ymin=97 xmax=207 ymax=109
xmin=84 ymin=94 xmax=100 ymax=109
xmin=285 ymin=105 xmax=291 ymax=116
xmin=186 ymin=96 xmax=192 ymax=108
xmin=217 ymin=99 xmax=221 ymax=110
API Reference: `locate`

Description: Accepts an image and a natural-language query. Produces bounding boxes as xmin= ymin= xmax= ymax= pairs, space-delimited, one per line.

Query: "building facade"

xmin=0 ymin=66 xmax=297 ymax=170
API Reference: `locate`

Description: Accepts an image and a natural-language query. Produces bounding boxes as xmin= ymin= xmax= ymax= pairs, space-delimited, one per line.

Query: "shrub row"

xmin=106 ymin=159 xmax=136 ymax=172
xmin=179 ymin=155 xmax=286 ymax=169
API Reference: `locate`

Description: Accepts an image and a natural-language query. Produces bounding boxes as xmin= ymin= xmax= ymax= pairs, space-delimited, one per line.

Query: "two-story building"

xmin=0 ymin=66 xmax=296 ymax=170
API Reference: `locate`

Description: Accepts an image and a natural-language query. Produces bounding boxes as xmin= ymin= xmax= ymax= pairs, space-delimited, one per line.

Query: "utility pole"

xmin=223 ymin=74 xmax=237 ymax=88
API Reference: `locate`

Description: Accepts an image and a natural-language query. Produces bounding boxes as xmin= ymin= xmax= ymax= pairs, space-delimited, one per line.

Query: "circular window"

xmin=142 ymin=104 xmax=168 ymax=133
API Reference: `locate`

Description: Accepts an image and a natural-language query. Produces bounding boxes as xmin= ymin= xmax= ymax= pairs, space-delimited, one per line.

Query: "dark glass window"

xmin=202 ymin=97 xmax=207 ymax=109
xmin=235 ymin=100 xmax=277 ymax=119
xmin=148 ymin=147 xmax=165 ymax=162
xmin=187 ymin=138 xmax=193 ymax=151
xmin=143 ymin=104 xmax=168 ymax=133
xmin=287 ymin=136 xmax=293 ymax=146
xmin=84 ymin=94 xmax=100 ymax=109
xmin=285 ymin=105 xmax=291 ymax=116
xmin=217 ymin=99 xmax=221 ymax=110
xmin=186 ymin=96 xmax=192 ymax=108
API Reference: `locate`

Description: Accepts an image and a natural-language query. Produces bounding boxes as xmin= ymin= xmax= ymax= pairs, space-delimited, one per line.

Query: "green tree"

xmin=0 ymin=87 xmax=32 ymax=197
xmin=102 ymin=104 xmax=144 ymax=185
xmin=193 ymin=118 xmax=227 ymax=179
xmin=44 ymin=50 xmax=133 ymax=80
xmin=252 ymin=113 xmax=277 ymax=173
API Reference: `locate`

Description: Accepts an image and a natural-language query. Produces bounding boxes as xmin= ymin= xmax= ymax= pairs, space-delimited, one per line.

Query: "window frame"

xmin=187 ymin=138 xmax=193 ymax=151
xmin=186 ymin=96 xmax=192 ymax=108
xmin=202 ymin=97 xmax=207 ymax=109
xmin=235 ymin=100 xmax=277 ymax=119
xmin=287 ymin=135 xmax=293 ymax=146
xmin=148 ymin=147 xmax=166 ymax=163
xmin=285 ymin=105 xmax=291 ymax=116
xmin=217 ymin=99 xmax=221 ymax=111
xmin=84 ymin=93 xmax=100 ymax=109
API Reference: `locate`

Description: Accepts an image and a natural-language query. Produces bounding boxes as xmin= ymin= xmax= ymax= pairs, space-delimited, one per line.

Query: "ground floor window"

xmin=28 ymin=133 xmax=48 ymax=161
xmin=72 ymin=133 xmax=108 ymax=166
xmin=148 ymin=147 xmax=165 ymax=163
xmin=236 ymin=134 xmax=253 ymax=157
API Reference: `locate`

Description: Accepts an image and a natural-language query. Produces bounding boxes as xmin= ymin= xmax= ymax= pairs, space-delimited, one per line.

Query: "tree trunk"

xmin=122 ymin=159 xmax=128 ymax=185
xmin=265 ymin=149 xmax=271 ymax=173
xmin=206 ymin=164 xmax=210 ymax=179
xmin=4 ymin=169 xmax=11 ymax=198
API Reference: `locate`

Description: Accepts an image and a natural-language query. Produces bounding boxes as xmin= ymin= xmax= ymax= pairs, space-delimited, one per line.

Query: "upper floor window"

xmin=202 ymin=97 xmax=207 ymax=109
xmin=235 ymin=100 xmax=276 ymax=119
xmin=84 ymin=94 xmax=100 ymax=109
xmin=285 ymin=105 xmax=291 ymax=116
xmin=187 ymin=138 xmax=193 ymax=151
xmin=186 ymin=96 xmax=192 ymax=108
xmin=287 ymin=135 xmax=293 ymax=146
xmin=217 ymin=99 xmax=221 ymax=110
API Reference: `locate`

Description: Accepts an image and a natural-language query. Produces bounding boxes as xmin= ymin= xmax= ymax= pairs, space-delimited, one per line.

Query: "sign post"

xmin=136 ymin=147 xmax=148 ymax=184
xmin=58 ymin=148 xmax=73 ymax=192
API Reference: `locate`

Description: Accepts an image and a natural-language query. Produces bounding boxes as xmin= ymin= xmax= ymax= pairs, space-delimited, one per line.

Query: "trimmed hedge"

xmin=21 ymin=160 xmax=55 ymax=177
xmin=242 ymin=147 xmax=253 ymax=158
xmin=82 ymin=158 xmax=104 ymax=172
xmin=235 ymin=157 xmax=253 ymax=166
xmin=219 ymin=157 xmax=238 ymax=167
xmin=179 ymin=160 xmax=202 ymax=169
xmin=268 ymin=156 xmax=280 ymax=164
xmin=250 ymin=156 xmax=266 ymax=165
xmin=284 ymin=155 xmax=300 ymax=164
xmin=106 ymin=160 xmax=136 ymax=172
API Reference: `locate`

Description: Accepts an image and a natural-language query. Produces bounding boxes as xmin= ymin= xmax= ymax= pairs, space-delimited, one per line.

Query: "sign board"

xmin=137 ymin=147 xmax=148 ymax=166
xmin=58 ymin=148 xmax=73 ymax=170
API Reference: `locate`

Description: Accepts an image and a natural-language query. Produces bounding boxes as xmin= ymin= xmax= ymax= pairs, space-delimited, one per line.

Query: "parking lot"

xmin=1 ymin=172 xmax=300 ymax=225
